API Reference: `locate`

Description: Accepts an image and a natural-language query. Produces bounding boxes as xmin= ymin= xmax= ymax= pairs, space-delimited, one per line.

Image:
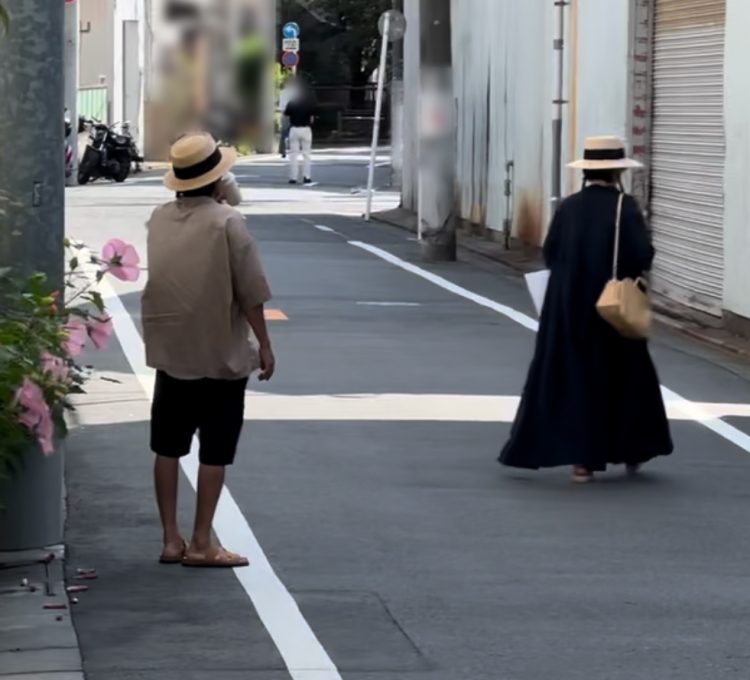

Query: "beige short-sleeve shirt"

xmin=142 ymin=197 xmax=272 ymax=380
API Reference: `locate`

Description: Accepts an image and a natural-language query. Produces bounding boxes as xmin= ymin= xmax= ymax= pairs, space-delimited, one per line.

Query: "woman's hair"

xmin=582 ymin=168 xmax=624 ymax=191
xmin=177 ymin=180 xmax=220 ymax=199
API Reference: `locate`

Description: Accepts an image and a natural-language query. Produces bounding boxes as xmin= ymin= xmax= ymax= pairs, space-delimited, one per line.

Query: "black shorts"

xmin=151 ymin=371 xmax=249 ymax=466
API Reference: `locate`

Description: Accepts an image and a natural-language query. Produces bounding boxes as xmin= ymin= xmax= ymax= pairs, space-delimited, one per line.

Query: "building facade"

xmin=401 ymin=0 xmax=750 ymax=327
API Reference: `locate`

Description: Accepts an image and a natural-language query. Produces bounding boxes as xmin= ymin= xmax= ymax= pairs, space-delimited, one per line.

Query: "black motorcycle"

xmin=117 ymin=121 xmax=144 ymax=174
xmin=77 ymin=118 xmax=133 ymax=185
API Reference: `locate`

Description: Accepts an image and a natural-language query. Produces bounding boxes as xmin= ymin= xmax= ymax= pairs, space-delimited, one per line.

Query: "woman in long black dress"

xmin=499 ymin=136 xmax=673 ymax=483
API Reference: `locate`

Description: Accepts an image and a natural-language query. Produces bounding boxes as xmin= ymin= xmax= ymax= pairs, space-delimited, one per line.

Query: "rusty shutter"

xmin=650 ymin=0 xmax=726 ymax=314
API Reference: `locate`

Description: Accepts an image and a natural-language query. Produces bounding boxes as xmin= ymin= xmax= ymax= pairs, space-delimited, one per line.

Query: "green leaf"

xmin=0 ymin=4 xmax=9 ymax=38
xmin=89 ymin=291 xmax=105 ymax=313
xmin=69 ymin=256 xmax=79 ymax=271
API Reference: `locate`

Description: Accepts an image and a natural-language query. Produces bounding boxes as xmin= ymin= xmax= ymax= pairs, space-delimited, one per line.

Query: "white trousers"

xmin=289 ymin=126 xmax=312 ymax=180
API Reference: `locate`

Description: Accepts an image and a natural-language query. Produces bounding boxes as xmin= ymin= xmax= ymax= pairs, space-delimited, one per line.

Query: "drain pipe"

xmin=551 ymin=0 xmax=569 ymax=216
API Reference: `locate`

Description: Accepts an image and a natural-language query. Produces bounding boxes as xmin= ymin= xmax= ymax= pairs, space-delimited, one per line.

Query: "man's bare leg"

xmin=185 ymin=463 xmax=249 ymax=566
xmin=154 ymin=455 xmax=185 ymax=557
xmin=190 ymin=463 xmax=225 ymax=553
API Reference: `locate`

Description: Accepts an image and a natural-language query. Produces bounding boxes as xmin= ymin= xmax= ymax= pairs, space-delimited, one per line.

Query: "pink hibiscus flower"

xmin=102 ymin=239 xmax=140 ymax=282
xmin=63 ymin=317 xmax=88 ymax=357
xmin=15 ymin=378 xmax=55 ymax=456
xmin=41 ymin=351 xmax=70 ymax=385
xmin=87 ymin=315 xmax=114 ymax=350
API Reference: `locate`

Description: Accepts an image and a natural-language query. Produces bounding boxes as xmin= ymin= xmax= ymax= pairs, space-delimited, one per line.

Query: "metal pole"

xmin=551 ymin=0 xmax=568 ymax=216
xmin=417 ymin=0 xmax=456 ymax=261
xmin=0 ymin=0 xmax=66 ymax=550
xmin=364 ymin=12 xmax=390 ymax=221
xmin=64 ymin=0 xmax=80 ymax=186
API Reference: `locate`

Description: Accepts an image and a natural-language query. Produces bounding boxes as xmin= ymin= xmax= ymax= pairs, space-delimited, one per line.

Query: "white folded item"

xmin=525 ymin=269 xmax=550 ymax=316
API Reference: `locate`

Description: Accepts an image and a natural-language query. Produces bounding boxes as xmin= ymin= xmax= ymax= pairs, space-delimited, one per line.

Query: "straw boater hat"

xmin=568 ymin=136 xmax=643 ymax=170
xmin=164 ymin=132 xmax=237 ymax=192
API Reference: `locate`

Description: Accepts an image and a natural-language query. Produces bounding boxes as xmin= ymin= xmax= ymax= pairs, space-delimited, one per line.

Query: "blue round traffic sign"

xmin=282 ymin=22 xmax=300 ymax=39
xmin=281 ymin=51 xmax=300 ymax=68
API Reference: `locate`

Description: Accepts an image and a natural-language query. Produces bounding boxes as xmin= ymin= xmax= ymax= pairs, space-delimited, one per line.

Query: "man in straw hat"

xmin=142 ymin=132 xmax=275 ymax=567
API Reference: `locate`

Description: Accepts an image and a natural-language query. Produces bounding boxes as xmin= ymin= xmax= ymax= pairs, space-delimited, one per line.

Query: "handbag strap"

xmin=612 ymin=192 xmax=625 ymax=279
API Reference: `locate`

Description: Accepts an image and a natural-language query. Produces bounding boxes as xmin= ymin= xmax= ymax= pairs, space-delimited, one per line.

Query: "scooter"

xmin=77 ymin=118 xmax=133 ymax=185
xmin=64 ymin=110 xmax=74 ymax=179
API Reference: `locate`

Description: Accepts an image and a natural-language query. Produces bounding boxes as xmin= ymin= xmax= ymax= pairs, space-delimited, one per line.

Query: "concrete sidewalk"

xmin=0 ymin=547 xmax=83 ymax=679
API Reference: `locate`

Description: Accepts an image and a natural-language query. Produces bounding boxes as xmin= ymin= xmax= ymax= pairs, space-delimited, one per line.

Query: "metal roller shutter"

xmin=650 ymin=0 xmax=726 ymax=315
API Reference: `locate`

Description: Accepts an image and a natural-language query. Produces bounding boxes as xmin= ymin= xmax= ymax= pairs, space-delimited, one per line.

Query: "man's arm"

xmin=226 ymin=216 xmax=276 ymax=380
xmin=246 ymin=305 xmax=275 ymax=381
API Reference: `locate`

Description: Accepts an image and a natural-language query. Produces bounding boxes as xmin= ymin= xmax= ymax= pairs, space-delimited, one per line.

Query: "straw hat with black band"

xmin=164 ymin=132 xmax=237 ymax=192
xmin=568 ymin=136 xmax=642 ymax=171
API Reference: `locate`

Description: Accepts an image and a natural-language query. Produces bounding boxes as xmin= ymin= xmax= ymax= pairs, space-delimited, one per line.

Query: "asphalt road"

xmin=64 ymin=148 xmax=750 ymax=680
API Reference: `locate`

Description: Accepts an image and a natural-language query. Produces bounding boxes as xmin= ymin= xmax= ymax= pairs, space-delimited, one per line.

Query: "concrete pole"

xmin=390 ymin=0 xmax=404 ymax=189
xmin=64 ymin=0 xmax=80 ymax=186
xmin=0 ymin=0 xmax=65 ymax=284
xmin=417 ymin=0 xmax=456 ymax=262
xmin=256 ymin=0 xmax=276 ymax=153
xmin=0 ymin=0 xmax=66 ymax=550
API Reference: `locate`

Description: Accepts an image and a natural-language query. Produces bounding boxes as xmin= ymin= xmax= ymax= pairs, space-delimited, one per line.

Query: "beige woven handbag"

xmin=596 ymin=193 xmax=652 ymax=339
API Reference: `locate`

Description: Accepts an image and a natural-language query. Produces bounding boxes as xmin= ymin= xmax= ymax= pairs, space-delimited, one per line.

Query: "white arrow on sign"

xmin=282 ymin=38 xmax=300 ymax=52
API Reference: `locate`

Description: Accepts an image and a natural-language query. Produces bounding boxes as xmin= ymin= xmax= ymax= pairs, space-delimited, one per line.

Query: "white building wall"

xmin=450 ymin=0 xmax=554 ymax=243
xmin=112 ymin=0 xmax=143 ymax=134
xmin=566 ymin=0 xmax=633 ymax=194
xmin=79 ymin=0 xmax=115 ymax=94
xmin=722 ymin=0 xmax=750 ymax=320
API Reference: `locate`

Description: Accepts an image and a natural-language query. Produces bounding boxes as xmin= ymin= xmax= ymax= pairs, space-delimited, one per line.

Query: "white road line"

xmin=99 ymin=279 xmax=342 ymax=680
xmin=313 ymin=224 xmax=336 ymax=233
xmin=349 ymin=240 xmax=750 ymax=456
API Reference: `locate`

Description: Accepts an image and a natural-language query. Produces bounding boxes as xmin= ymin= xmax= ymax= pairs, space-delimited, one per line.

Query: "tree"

xmin=282 ymin=0 xmax=389 ymax=91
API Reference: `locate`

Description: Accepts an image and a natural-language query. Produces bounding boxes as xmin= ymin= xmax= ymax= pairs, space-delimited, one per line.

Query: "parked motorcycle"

xmin=117 ymin=121 xmax=144 ymax=174
xmin=77 ymin=118 xmax=133 ymax=185
xmin=64 ymin=110 xmax=74 ymax=179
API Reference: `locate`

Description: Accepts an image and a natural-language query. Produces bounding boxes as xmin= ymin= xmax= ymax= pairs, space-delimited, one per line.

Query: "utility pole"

xmin=0 ymin=0 xmax=66 ymax=550
xmin=64 ymin=0 xmax=79 ymax=186
xmin=390 ymin=0 xmax=404 ymax=190
xmin=0 ymin=0 xmax=65 ymax=284
xmin=417 ymin=0 xmax=456 ymax=262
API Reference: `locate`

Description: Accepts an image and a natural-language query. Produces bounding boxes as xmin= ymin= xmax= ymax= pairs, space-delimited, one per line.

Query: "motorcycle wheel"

xmin=78 ymin=170 xmax=91 ymax=185
xmin=113 ymin=160 xmax=131 ymax=183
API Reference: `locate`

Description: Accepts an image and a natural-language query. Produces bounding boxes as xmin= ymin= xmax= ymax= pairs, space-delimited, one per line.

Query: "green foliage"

xmin=0 ymin=3 xmax=9 ymax=38
xmin=236 ymin=34 xmax=269 ymax=104
xmin=283 ymin=0 xmax=391 ymax=85
xmin=0 ymin=241 xmax=125 ymax=490
xmin=0 ymin=271 xmax=70 ymax=481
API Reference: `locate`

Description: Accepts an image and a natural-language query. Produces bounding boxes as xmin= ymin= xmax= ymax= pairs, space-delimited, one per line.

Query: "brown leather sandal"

xmin=182 ymin=548 xmax=250 ymax=568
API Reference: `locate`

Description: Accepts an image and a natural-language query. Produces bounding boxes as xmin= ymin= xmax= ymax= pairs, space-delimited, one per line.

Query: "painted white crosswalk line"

xmin=349 ymin=240 xmax=750 ymax=456
xmin=99 ymin=279 xmax=342 ymax=680
xmin=75 ymin=387 xmax=750 ymax=427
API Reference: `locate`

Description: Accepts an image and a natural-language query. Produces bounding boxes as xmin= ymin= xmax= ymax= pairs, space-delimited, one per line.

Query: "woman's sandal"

xmin=182 ymin=548 xmax=250 ymax=569
xmin=571 ymin=467 xmax=594 ymax=484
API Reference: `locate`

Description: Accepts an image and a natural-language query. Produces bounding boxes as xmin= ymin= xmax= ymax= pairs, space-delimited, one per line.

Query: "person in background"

xmin=278 ymin=76 xmax=299 ymax=159
xmin=499 ymin=136 xmax=673 ymax=483
xmin=142 ymin=132 xmax=275 ymax=567
xmin=285 ymin=82 xmax=315 ymax=185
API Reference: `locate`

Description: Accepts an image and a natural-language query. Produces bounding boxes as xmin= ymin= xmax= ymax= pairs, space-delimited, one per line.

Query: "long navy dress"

xmin=500 ymin=185 xmax=673 ymax=471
